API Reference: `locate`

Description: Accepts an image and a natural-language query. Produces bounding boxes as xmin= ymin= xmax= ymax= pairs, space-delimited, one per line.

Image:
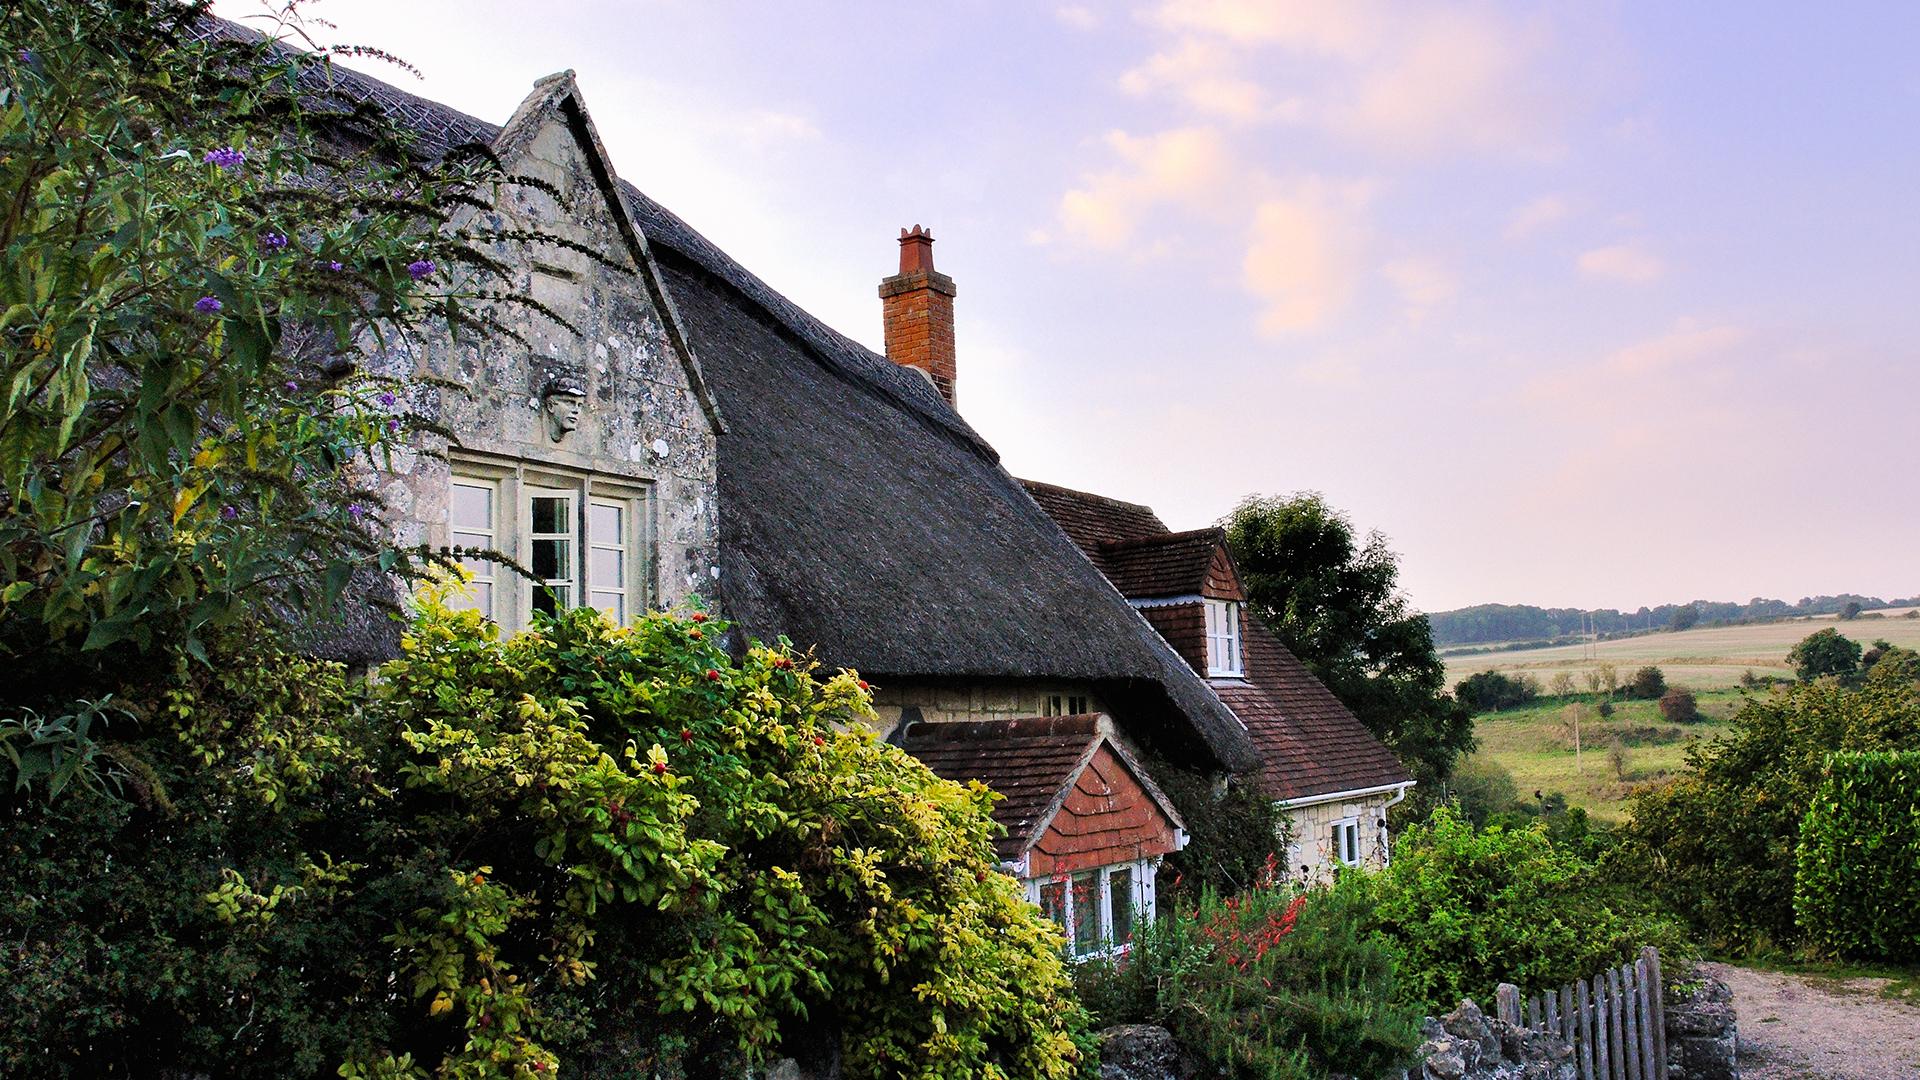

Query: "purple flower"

xmin=193 ymin=295 xmax=223 ymax=315
xmin=203 ymin=146 xmax=245 ymax=170
xmin=284 ymin=380 xmax=299 ymax=393
xmin=327 ymin=260 xmax=345 ymax=272
xmin=221 ymin=504 xmax=239 ymax=521
xmin=261 ymin=231 xmax=288 ymax=251
xmin=347 ymin=503 xmax=367 ymax=521
xmin=386 ymin=418 xmax=401 ymax=433
xmin=406 ymin=259 xmax=435 ymax=281
xmin=377 ymin=391 xmax=397 ymax=408
xmin=18 ymin=49 xmax=32 ymax=64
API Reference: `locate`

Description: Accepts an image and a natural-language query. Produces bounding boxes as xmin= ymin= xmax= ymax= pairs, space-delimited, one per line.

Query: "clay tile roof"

xmin=1217 ymin=629 xmax=1412 ymax=802
xmin=1020 ymin=480 xmax=1171 ymax=561
xmin=1100 ymin=528 xmax=1226 ymax=600
xmin=901 ymin=716 xmax=1182 ymax=862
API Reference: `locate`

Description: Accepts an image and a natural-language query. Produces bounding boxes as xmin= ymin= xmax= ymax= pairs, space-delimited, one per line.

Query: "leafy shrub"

xmin=1 ymin=602 xmax=1090 ymax=1078
xmin=1658 ymin=688 xmax=1701 ymax=724
xmin=1788 ymin=628 xmax=1863 ymax=683
xmin=1350 ymin=807 xmax=1683 ymax=1011
xmin=1793 ymin=751 xmax=1920 ymax=962
xmin=1628 ymin=666 xmax=1667 ymax=700
xmin=1077 ymin=876 xmax=1421 ymax=1080
xmin=1454 ymin=671 xmax=1539 ymax=713
xmin=1153 ymin=761 xmax=1288 ymax=901
xmin=1446 ymin=754 xmax=1521 ymax=826
xmin=1620 ymin=667 xmax=1920 ymax=951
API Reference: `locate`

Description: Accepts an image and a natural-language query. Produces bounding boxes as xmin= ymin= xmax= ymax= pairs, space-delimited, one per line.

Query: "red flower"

xmin=689 ymin=628 xmax=703 ymax=640
xmin=704 ymin=669 xmax=721 ymax=681
xmin=680 ymin=728 xmax=694 ymax=743
xmin=651 ymin=761 xmax=667 ymax=776
xmin=691 ymin=611 xmax=709 ymax=623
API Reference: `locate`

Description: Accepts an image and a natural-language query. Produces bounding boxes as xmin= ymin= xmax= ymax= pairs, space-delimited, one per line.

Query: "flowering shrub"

xmin=1 ymin=599 xmax=1090 ymax=1078
xmin=1075 ymin=868 xmax=1421 ymax=1080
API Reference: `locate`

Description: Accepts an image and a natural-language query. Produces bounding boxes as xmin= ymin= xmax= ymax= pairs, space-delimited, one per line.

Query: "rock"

xmin=1099 ymin=1024 xmax=1191 ymax=1080
xmin=1665 ymin=974 xmax=1739 ymax=1080
xmin=1409 ymin=998 xmax=1575 ymax=1080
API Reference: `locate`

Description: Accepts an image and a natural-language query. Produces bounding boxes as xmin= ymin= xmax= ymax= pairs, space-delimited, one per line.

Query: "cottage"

xmin=1021 ymin=481 xmax=1415 ymax=875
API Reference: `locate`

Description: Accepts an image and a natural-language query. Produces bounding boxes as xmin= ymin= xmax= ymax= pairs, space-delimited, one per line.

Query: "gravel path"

xmin=1698 ymin=961 xmax=1920 ymax=1080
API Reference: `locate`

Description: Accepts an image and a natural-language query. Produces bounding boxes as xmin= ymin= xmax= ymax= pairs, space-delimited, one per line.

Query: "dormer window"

xmin=1205 ymin=599 xmax=1242 ymax=676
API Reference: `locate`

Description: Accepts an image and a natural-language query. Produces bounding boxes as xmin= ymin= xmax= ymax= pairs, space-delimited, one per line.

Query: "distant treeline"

xmin=1430 ymin=594 xmax=1919 ymax=648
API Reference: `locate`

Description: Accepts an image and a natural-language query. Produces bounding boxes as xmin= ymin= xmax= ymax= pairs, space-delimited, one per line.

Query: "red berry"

xmin=689 ymin=628 xmax=703 ymax=640
xmin=691 ymin=612 xmax=708 ymax=623
xmin=651 ymin=761 xmax=667 ymax=776
xmin=856 ymin=679 xmax=869 ymax=691
xmin=812 ymin=735 xmax=824 ymax=747
xmin=704 ymin=669 xmax=721 ymax=681
xmin=680 ymin=728 xmax=694 ymax=743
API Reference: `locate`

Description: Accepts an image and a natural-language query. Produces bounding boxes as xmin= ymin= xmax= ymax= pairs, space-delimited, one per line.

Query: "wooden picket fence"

xmin=1495 ymin=946 xmax=1668 ymax=1080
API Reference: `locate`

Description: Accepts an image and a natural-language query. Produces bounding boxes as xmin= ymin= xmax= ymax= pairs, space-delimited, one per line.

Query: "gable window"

xmin=1205 ymin=599 xmax=1243 ymax=676
xmin=446 ymin=458 xmax=651 ymax=630
xmin=1028 ymin=859 xmax=1156 ymax=958
xmin=1332 ymin=817 xmax=1361 ymax=867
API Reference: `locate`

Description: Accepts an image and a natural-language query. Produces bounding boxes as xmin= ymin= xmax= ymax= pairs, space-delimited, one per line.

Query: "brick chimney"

xmin=879 ymin=225 xmax=957 ymax=406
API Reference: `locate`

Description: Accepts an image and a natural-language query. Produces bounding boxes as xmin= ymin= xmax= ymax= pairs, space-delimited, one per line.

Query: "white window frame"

xmin=1024 ymin=857 xmax=1158 ymax=958
xmin=1205 ymin=599 xmax=1243 ymax=676
xmin=1043 ymin=693 xmax=1091 ymax=717
xmin=524 ymin=484 xmax=578 ymax=621
xmin=444 ymin=455 xmax=654 ymax=633
xmin=447 ymin=476 xmax=501 ymax=619
xmin=1333 ymin=816 xmax=1362 ymax=867
xmin=587 ymin=497 xmax=633 ymax=624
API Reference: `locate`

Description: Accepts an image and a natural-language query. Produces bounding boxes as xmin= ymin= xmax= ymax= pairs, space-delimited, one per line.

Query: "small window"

xmin=588 ymin=498 xmax=628 ymax=622
xmin=1108 ymin=867 xmax=1134 ymax=946
xmin=1333 ymin=818 xmax=1361 ymax=867
xmin=1043 ymin=694 xmax=1090 ymax=717
xmin=1070 ymin=872 xmax=1103 ymax=956
xmin=1038 ymin=880 xmax=1067 ymax=931
xmin=449 ymin=479 xmax=498 ymax=617
xmin=528 ymin=487 xmax=576 ymax=617
xmin=1205 ymin=599 xmax=1243 ymax=676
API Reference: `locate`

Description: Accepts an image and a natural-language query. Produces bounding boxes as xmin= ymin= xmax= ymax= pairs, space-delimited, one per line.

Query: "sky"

xmin=217 ymin=1 xmax=1920 ymax=613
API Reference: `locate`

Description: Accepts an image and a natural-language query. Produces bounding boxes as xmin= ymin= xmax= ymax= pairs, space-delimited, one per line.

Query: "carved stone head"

xmin=540 ymin=373 xmax=587 ymax=443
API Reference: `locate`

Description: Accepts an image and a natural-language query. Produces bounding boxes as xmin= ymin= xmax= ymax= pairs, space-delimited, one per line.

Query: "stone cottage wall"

xmin=1285 ymin=792 xmax=1395 ymax=879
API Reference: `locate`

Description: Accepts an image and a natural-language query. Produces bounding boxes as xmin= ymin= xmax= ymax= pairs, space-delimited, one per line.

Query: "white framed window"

xmin=1026 ymin=858 xmax=1156 ymax=958
xmin=1044 ymin=694 xmax=1090 ymax=717
xmin=1205 ymin=599 xmax=1243 ymax=676
xmin=1332 ymin=817 xmax=1361 ymax=867
xmin=444 ymin=457 xmax=652 ymax=632
xmin=448 ymin=478 xmax=500 ymax=618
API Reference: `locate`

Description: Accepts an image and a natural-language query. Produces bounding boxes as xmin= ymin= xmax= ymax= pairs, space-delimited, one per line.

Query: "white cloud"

xmin=1119 ymin=39 xmax=1274 ymax=122
xmin=1148 ymin=0 xmax=1383 ymax=57
xmin=1527 ymin=320 xmax=1745 ymax=404
xmin=1381 ymin=255 xmax=1458 ymax=322
xmin=1505 ymin=194 xmax=1570 ymax=239
xmin=1604 ymin=322 xmax=1745 ymax=376
xmin=1241 ymin=179 xmax=1375 ymax=334
xmin=1578 ymin=241 xmax=1665 ymax=283
xmin=1055 ymin=5 xmax=1099 ymax=31
xmin=737 ymin=109 xmax=821 ymax=145
xmin=1055 ymin=127 xmax=1233 ymax=249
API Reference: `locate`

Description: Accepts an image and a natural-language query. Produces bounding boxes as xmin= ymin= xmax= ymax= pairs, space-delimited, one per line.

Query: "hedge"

xmin=1794 ymin=750 xmax=1920 ymax=962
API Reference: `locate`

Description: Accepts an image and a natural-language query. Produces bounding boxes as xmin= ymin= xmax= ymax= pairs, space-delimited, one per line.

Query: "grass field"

xmin=1444 ymin=608 xmax=1920 ymax=691
xmin=1465 ymin=689 xmax=1745 ymax=824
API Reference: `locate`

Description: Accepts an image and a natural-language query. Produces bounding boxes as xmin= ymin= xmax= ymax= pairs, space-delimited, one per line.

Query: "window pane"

xmin=591 ymin=590 xmax=625 ymax=623
xmin=589 ymin=501 xmax=622 ymax=539
xmin=590 ymin=545 xmax=623 ymax=587
xmin=451 ymin=530 xmax=492 ymax=553
xmin=448 ymin=581 xmax=492 ymax=614
xmin=531 ymin=495 xmax=571 ymax=535
xmin=1071 ymin=873 xmax=1102 ymax=954
xmin=533 ymin=537 xmax=570 ymax=580
xmin=1038 ymin=881 xmax=1067 ymax=934
xmin=1109 ymin=868 xmax=1134 ymax=945
xmin=451 ymin=483 xmax=493 ymax=530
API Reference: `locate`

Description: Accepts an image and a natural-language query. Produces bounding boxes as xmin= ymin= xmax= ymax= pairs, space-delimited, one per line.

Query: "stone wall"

xmin=868 ymin=679 xmax=1109 ymax=735
xmin=1408 ymin=999 xmax=1576 ymax=1080
xmin=1664 ymin=972 xmax=1738 ymax=1080
xmin=1284 ymin=792 xmax=1395 ymax=879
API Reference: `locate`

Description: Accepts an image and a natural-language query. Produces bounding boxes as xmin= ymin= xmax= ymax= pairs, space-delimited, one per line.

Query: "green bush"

xmin=1628 ymin=666 xmax=1667 ymax=700
xmin=1077 ymin=877 xmax=1421 ymax=1080
xmin=1453 ymin=671 xmax=1538 ymax=713
xmin=1351 ymin=807 xmax=1683 ymax=1011
xmin=1788 ymin=628 xmax=1863 ymax=683
xmin=1793 ymin=751 xmax=1920 ymax=962
xmin=1 ymin=600 xmax=1090 ymax=1078
xmin=1620 ymin=667 xmax=1920 ymax=951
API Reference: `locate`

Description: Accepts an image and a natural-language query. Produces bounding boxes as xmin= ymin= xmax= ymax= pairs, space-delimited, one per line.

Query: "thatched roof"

xmin=225 ymin=24 xmax=1257 ymax=772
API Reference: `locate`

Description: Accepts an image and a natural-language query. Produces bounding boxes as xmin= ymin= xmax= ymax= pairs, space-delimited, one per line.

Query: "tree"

xmin=1839 ymin=601 xmax=1864 ymax=621
xmin=1454 ymin=671 xmax=1538 ymax=713
xmin=1787 ymin=628 xmax=1862 ymax=683
xmin=1584 ymin=663 xmax=1619 ymax=696
xmin=1548 ymin=671 xmax=1576 ymax=697
xmin=1658 ymin=688 xmax=1701 ymax=724
xmin=1224 ymin=493 xmax=1474 ymax=784
xmin=1628 ymin=666 xmax=1667 ymax=699
xmin=1669 ymin=604 xmax=1700 ymax=632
